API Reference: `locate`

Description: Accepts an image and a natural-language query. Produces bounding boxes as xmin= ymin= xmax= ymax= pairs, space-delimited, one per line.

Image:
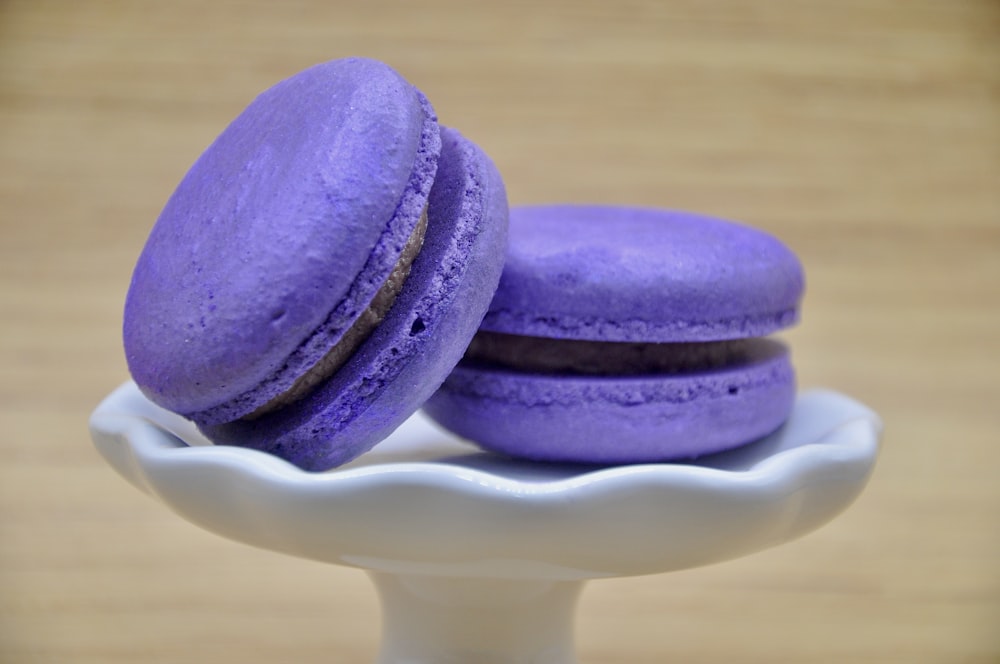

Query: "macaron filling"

xmin=462 ymin=332 xmax=786 ymax=378
xmin=244 ymin=209 xmax=429 ymax=419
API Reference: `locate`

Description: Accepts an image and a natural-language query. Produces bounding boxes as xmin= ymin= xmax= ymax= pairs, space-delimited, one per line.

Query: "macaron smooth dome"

xmin=424 ymin=205 xmax=804 ymax=464
xmin=481 ymin=205 xmax=804 ymax=343
xmin=124 ymin=58 xmax=439 ymax=425
xmin=202 ymin=128 xmax=508 ymax=470
xmin=122 ymin=58 xmax=509 ymax=470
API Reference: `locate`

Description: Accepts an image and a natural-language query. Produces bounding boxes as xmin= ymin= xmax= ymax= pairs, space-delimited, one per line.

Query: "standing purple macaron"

xmin=124 ymin=58 xmax=508 ymax=471
xmin=423 ymin=205 xmax=804 ymax=464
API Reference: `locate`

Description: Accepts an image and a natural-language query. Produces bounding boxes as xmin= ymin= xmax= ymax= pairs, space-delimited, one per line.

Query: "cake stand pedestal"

xmin=90 ymin=382 xmax=880 ymax=664
xmin=372 ymin=574 xmax=579 ymax=663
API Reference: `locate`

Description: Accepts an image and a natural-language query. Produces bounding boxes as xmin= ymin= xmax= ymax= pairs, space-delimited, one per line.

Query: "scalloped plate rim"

xmin=90 ymin=381 xmax=882 ymax=494
xmin=90 ymin=381 xmax=880 ymax=497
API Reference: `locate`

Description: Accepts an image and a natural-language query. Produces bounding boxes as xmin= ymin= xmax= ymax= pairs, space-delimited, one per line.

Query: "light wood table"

xmin=2 ymin=1 xmax=997 ymax=661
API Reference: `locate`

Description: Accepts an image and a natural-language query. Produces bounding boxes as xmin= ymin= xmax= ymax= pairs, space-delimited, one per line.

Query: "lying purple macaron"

xmin=423 ymin=205 xmax=804 ymax=464
xmin=124 ymin=58 xmax=508 ymax=471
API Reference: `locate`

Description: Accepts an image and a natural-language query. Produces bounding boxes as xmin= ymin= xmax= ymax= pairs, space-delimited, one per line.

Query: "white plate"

xmin=90 ymin=381 xmax=880 ymax=581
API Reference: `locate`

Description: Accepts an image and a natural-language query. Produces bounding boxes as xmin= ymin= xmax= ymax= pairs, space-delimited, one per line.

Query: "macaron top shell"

xmin=481 ymin=205 xmax=805 ymax=343
xmin=123 ymin=58 xmax=440 ymax=422
xmin=203 ymin=127 xmax=509 ymax=470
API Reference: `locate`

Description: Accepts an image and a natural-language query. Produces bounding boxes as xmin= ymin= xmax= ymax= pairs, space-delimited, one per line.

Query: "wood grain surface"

xmin=2 ymin=1 xmax=998 ymax=662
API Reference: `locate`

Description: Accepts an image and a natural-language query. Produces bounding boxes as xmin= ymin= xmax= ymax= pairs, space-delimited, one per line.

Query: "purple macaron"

xmin=423 ymin=205 xmax=804 ymax=464
xmin=124 ymin=58 xmax=508 ymax=470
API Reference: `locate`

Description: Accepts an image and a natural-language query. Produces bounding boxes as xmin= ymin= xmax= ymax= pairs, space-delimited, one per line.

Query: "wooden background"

xmin=2 ymin=1 xmax=998 ymax=661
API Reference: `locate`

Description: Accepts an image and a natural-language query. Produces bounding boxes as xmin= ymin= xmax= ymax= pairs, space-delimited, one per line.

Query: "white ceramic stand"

xmin=371 ymin=574 xmax=580 ymax=664
xmin=90 ymin=382 xmax=880 ymax=663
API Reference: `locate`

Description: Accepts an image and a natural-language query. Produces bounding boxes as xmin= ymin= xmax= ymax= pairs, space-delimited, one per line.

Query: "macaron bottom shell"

xmin=423 ymin=344 xmax=796 ymax=464
xmin=201 ymin=127 xmax=508 ymax=471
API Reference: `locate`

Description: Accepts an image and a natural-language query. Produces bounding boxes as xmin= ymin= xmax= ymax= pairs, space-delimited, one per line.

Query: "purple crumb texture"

xmin=123 ymin=58 xmax=439 ymax=418
xmin=481 ymin=205 xmax=805 ymax=343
